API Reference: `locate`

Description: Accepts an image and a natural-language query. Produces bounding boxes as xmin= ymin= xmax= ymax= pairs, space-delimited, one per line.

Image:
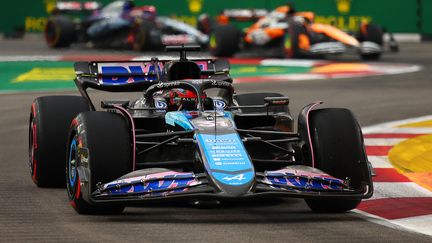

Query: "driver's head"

xmin=142 ymin=5 xmax=157 ymax=20
xmin=163 ymin=89 xmax=200 ymax=111
xmin=274 ymin=2 xmax=296 ymax=15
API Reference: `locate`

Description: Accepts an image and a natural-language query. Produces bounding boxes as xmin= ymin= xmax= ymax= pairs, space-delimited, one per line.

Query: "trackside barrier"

xmin=0 ymin=0 xmax=430 ymax=40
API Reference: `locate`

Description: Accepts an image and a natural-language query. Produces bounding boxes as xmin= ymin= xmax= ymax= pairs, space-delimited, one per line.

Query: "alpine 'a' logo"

xmin=223 ymin=174 xmax=246 ymax=181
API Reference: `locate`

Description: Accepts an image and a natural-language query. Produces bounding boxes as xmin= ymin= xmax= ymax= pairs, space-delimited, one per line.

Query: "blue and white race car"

xmin=28 ymin=46 xmax=373 ymax=214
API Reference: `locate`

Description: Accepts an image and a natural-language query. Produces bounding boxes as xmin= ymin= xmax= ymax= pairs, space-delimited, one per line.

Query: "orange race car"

xmin=199 ymin=4 xmax=398 ymax=60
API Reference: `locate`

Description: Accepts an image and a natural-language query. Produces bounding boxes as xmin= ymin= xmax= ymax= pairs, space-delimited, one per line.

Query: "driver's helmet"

xmin=270 ymin=3 xmax=296 ymax=19
xmin=124 ymin=0 xmax=135 ymax=10
xmin=161 ymin=89 xmax=204 ymax=111
xmin=129 ymin=5 xmax=157 ymax=20
xmin=141 ymin=5 xmax=157 ymax=20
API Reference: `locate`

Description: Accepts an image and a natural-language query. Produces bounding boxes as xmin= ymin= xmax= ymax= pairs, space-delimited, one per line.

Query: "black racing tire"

xmin=66 ymin=111 xmax=131 ymax=214
xmin=361 ymin=53 xmax=381 ymax=61
xmin=44 ymin=15 xmax=76 ymax=48
xmin=359 ymin=24 xmax=383 ymax=61
xmin=209 ymin=24 xmax=240 ymax=57
xmin=29 ymin=96 xmax=90 ymax=187
xmin=304 ymin=108 xmax=370 ymax=213
xmin=288 ymin=23 xmax=309 ymax=58
xmin=234 ymin=92 xmax=288 ymax=113
xmin=133 ymin=21 xmax=158 ymax=52
xmin=305 ymin=199 xmax=362 ymax=213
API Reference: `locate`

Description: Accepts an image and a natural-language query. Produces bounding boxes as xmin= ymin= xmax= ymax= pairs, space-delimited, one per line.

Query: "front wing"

xmin=90 ymin=167 xmax=373 ymax=205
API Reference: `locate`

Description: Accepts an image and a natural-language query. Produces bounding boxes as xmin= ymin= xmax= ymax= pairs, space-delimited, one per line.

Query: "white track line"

xmin=364 ymin=138 xmax=405 ymax=146
xmin=359 ymin=115 xmax=432 ymax=237
xmin=368 ymin=182 xmax=432 ymax=200
xmin=392 ymin=215 xmax=432 ymax=236
xmin=366 ymin=127 xmax=432 ymax=134
xmin=368 ymin=156 xmax=394 ymax=168
xmin=260 ymin=59 xmax=327 ymax=67
xmin=0 ymin=55 xmax=61 ymax=62
xmin=362 ymin=115 xmax=432 ymax=134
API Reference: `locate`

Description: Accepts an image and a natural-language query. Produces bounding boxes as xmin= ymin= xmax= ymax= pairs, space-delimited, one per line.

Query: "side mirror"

xmin=214 ymin=58 xmax=230 ymax=74
xmin=264 ymin=97 xmax=290 ymax=106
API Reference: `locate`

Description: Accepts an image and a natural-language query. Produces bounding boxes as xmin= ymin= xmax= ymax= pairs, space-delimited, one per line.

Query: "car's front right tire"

xmin=66 ymin=111 xmax=131 ymax=214
xmin=304 ymin=108 xmax=371 ymax=213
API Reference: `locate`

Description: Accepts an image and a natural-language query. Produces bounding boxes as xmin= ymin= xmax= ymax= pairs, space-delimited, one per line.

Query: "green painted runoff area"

xmin=0 ymin=61 xmax=311 ymax=92
xmin=0 ymin=61 xmax=76 ymax=92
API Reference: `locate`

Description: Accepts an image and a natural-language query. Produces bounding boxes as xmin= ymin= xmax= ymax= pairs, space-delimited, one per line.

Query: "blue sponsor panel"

xmin=96 ymin=60 xmax=212 ymax=85
xmin=197 ymin=133 xmax=253 ymax=172
xmin=98 ymin=62 xmax=162 ymax=84
xmin=196 ymin=133 xmax=254 ymax=186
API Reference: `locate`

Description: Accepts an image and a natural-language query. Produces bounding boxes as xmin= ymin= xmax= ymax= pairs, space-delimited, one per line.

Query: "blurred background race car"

xmin=199 ymin=3 xmax=399 ymax=59
xmin=45 ymin=0 xmax=209 ymax=51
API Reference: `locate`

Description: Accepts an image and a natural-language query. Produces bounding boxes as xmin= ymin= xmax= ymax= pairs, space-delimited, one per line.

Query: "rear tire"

xmin=44 ymin=15 xmax=76 ymax=48
xmin=304 ymin=108 xmax=370 ymax=212
xmin=209 ymin=24 xmax=240 ymax=57
xmin=287 ymin=23 xmax=309 ymax=58
xmin=133 ymin=21 xmax=159 ymax=51
xmin=66 ymin=111 xmax=131 ymax=214
xmin=359 ymin=24 xmax=383 ymax=61
xmin=29 ymin=96 xmax=90 ymax=187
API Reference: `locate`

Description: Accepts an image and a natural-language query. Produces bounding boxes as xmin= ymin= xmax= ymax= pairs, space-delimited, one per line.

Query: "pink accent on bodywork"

xmin=31 ymin=103 xmax=37 ymax=149
xmin=269 ymin=168 xmax=340 ymax=181
xmin=103 ymin=171 xmax=195 ymax=188
xmin=113 ymin=105 xmax=136 ymax=171
xmin=305 ymin=101 xmax=322 ymax=168
xmin=31 ymin=103 xmax=38 ymax=181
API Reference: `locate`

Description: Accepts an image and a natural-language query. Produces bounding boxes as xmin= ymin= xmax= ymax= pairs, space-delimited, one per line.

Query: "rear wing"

xmin=219 ymin=8 xmax=268 ymax=22
xmin=52 ymin=1 xmax=101 ymax=14
xmin=74 ymin=58 xmax=231 ymax=92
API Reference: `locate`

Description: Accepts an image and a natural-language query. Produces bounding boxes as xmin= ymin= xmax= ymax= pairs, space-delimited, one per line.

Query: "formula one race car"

xmin=28 ymin=45 xmax=373 ymax=214
xmin=45 ymin=1 xmax=209 ymax=50
xmin=200 ymin=4 xmax=398 ymax=59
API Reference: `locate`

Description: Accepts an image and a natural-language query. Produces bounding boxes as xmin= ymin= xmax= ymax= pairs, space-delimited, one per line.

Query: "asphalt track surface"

xmin=1 ymin=39 xmax=432 ymax=242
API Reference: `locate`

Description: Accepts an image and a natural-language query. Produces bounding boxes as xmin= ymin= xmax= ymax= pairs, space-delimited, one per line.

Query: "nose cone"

xmin=195 ymin=132 xmax=256 ymax=197
xmin=211 ymin=171 xmax=255 ymax=196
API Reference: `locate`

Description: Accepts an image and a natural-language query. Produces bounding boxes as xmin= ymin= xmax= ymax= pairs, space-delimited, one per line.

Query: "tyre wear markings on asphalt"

xmin=359 ymin=115 xmax=432 ymax=236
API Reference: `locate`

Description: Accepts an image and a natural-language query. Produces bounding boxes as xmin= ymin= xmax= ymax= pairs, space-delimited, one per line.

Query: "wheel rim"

xmin=67 ymin=136 xmax=78 ymax=198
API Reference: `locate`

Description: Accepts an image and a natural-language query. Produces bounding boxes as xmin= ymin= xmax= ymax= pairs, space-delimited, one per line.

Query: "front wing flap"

xmin=91 ymin=166 xmax=371 ymax=203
